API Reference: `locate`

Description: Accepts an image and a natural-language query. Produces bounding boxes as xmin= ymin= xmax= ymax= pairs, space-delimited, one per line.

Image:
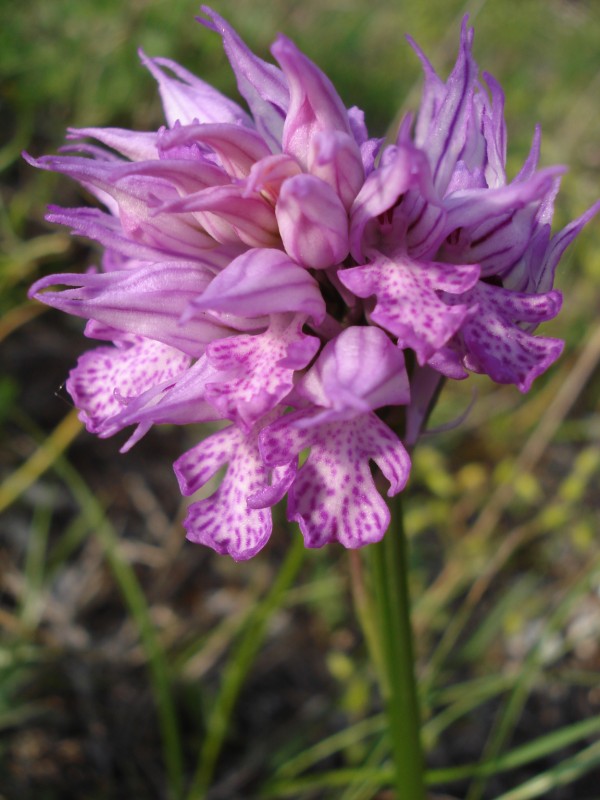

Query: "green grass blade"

xmin=423 ymin=673 xmax=514 ymax=748
xmin=493 ymin=739 xmax=600 ymax=800
xmin=48 ymin=453 xmax=184 ymax=800
xmin=273 ymin=714 xmax=385 ymax=780
xmin=0 ymin=409 xmax=82 ymax=515
xmin=186 ymin=535 xmax=305 ymax=799
xmin=91 ymin=507 xmax=185 ymax=800
xmin=340 ymin=735 xmax=389 ymax=800
xmin=466 ymin=549 xmax=600 ymax=800
xmin=261 ymin=766 xmax=393 ymax=797
xmin=263 ymin=712 xmax=600 ymax=796
xmin=18 ymin=504 xmax=51 ymax=629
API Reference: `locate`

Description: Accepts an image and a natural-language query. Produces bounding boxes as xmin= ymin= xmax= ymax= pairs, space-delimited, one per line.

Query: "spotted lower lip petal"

xmin=25 ymin=7 xmax=599 ymax=557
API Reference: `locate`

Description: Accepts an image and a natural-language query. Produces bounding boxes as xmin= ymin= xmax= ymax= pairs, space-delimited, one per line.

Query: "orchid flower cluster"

xmin=29 ymin=8 xmax=597 ymax=560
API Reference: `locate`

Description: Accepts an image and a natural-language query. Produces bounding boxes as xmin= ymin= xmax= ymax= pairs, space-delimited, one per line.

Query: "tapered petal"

xmin=26 ymin=152 xmax=230 ymax=256
xmin=478 ymin=72 xmax=507 ymax=189
xmin=440 ymin=167 xmax=564 ymax=277
xmin=199 ymin=6 xmax=288 ymax=151
xmin=409 ymin=18 xmax=477 ymax=195
xmin=271 ymin=34 xmax=352 ymax=169
xmin=158 ymin=123 xmax=272 ymax=178
xmin=531 ymin=199 xmax=600 ymax=294
xmin=404 ymin=365 xmax=446 ymax=445
xmin=29 ymin=263 xmax=230 ymax=356
xmin=45 ymin=206 xmax=243 ymax=268
xmin=67 ymin=127 xmax=160 ymax=161
xmin=139 ymin=50 xmax=251 ymax=127
xmin=188 ymin=248 xmax=327 ymax=323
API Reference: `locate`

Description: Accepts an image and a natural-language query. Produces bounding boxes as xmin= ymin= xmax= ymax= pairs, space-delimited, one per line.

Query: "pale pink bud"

xmin=307 ymin=130 xmax=364 ymax=211
xmin=275 ymin=174 xmax=349 ymax=269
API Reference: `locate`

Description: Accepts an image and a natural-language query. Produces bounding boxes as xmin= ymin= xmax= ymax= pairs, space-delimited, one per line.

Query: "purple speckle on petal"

xmin=26 ymin=6 xmax=594 ymax=558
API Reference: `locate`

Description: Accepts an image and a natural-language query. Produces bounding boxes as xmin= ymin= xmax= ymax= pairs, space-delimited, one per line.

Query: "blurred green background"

xmin=2 ymin=1 xmax=600 ymax=798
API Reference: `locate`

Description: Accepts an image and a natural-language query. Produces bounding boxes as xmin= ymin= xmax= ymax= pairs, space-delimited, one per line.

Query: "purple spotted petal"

xmin=448 ymin=283 xmax=564 ymax=392
xmin=339 ymin=255 xmax=480 ymax=364
xmin=96 ymin=354 xmax=223 ymax=449
xmin=260 ymin=410 xmax=410 ymax=548
xmin=275 ymin=174 xmax=349 ymax=269
xmin=26 ymin=6 xmax=592 ymax=560
xmin=247 ymin=461 xmax=297 ymax=510
xmin=204 ymin=315 xmax=320 ymax=429
xmin=66 ymin=337 xmax=191 ymax=434
xmin=175 ymin=413 xmax=293 ymax=560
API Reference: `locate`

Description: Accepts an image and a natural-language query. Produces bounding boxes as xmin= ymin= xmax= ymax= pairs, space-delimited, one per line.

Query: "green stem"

xmin=368 ymin=496 xmax=425 ymax=800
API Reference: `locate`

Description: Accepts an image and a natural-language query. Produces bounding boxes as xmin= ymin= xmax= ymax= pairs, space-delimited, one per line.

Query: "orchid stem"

xmin=368 ymin=496 xmax=426 ymax=799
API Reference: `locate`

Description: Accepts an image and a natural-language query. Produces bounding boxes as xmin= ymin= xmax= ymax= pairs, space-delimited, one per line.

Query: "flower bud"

xmin=275 ymin=174 xmax=349 ymax=269
xmin=307 ymin=130 xmax=364 ymax=211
